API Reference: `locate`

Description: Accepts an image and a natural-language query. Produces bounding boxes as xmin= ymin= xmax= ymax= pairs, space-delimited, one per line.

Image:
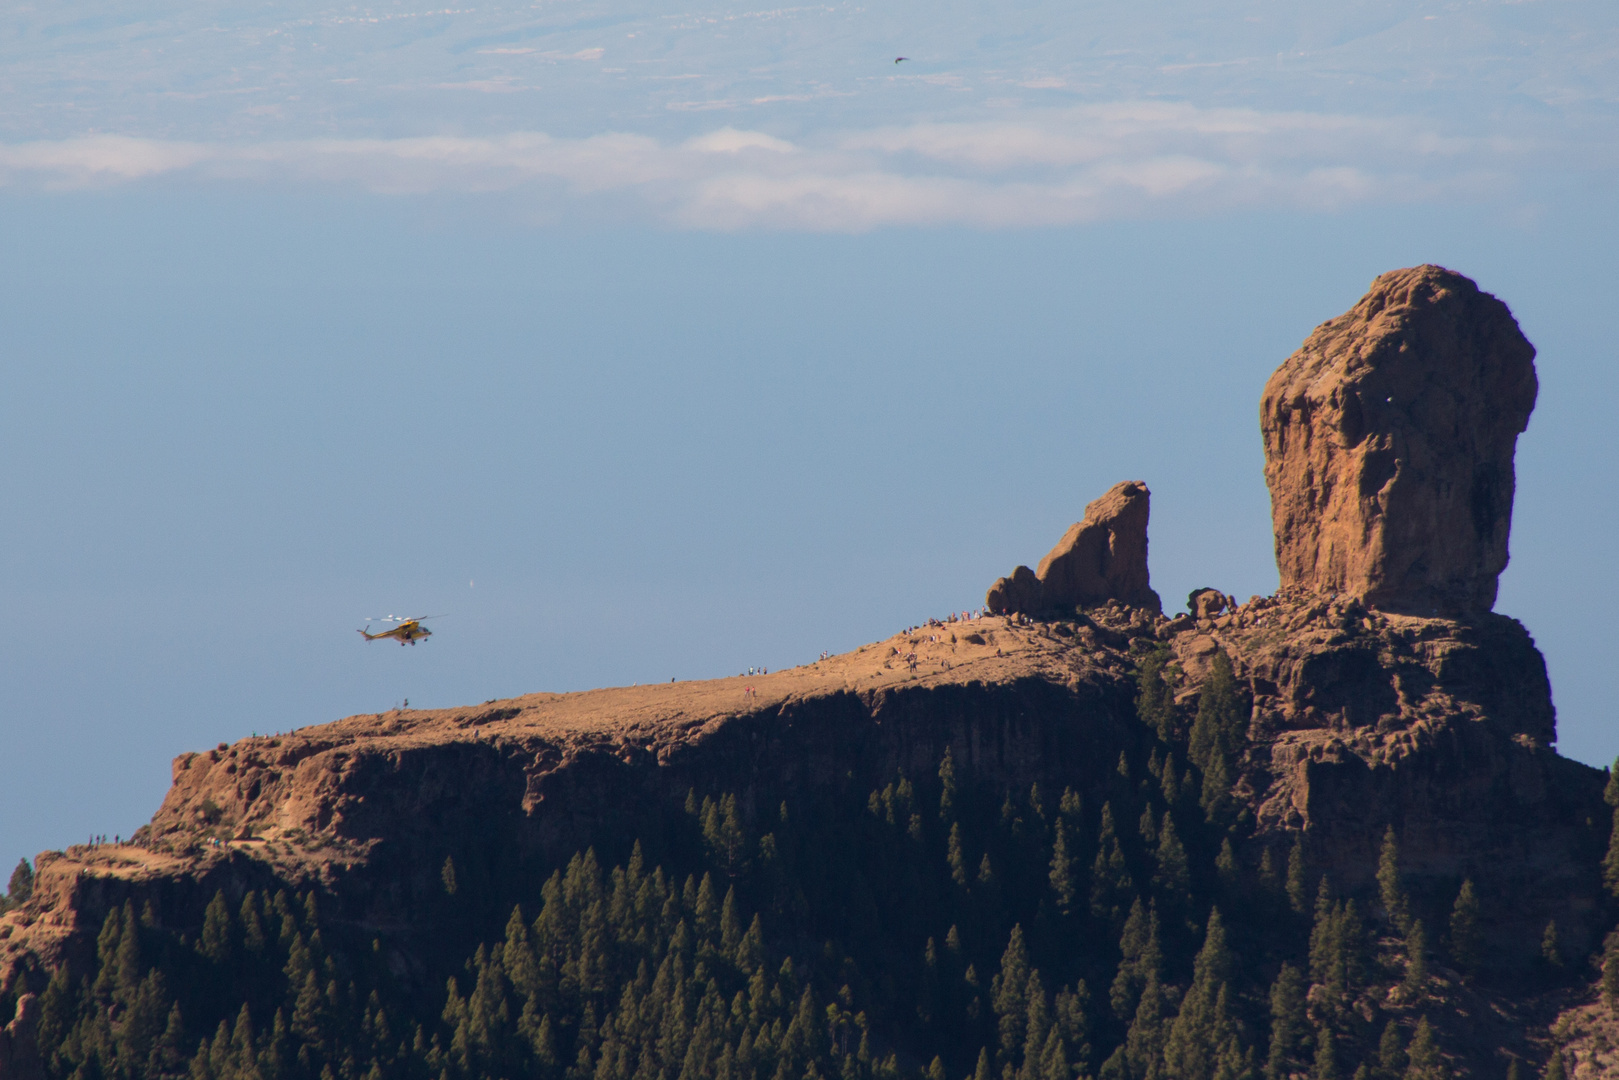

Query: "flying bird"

xmin=894 ymin=57 xmax=908 ymax=63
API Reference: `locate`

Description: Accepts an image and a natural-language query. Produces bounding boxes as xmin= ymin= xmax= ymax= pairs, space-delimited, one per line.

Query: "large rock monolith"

xmin=986 ymin=480 xmax=1161 ymax=615
xmin=1260 ymin=265 xmax=1538 ymax=614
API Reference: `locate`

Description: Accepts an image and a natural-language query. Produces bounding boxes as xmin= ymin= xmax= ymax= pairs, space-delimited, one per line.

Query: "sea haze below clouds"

xmin=1 ymin=0 xmax=1616 ymax=227
xmin=0 ymin=190 xmax=1615 ymax=869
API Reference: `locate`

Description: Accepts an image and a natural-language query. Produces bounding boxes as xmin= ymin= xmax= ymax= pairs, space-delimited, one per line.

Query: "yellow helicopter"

xmin=358 ymin=615 xmax=441 ymax=646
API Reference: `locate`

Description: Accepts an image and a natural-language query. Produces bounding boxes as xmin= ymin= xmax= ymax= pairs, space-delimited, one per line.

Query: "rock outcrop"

xmin=1261 ymin=265 xmax=1538 ymax=615
xmin=986 ymin=480 xmax=1161 ymax=615
xmin=1156 ymin=588 xmax=1585 ymax=969
xmin=1188 ymin=588 xmax=1234 ymax=620
xmin=0 ymin=993 xmax=41 ymax=1080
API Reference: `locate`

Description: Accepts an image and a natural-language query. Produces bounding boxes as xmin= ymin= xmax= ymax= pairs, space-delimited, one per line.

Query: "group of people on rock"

xmin=902 ymin=609 xmax=986 ymax=637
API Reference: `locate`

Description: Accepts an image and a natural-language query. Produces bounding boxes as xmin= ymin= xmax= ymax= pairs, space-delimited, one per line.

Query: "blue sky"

xmin=2 ymin=0 xmax=1616 ymax=867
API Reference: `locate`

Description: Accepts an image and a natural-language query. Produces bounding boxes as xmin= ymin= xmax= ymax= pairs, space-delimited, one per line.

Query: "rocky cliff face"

xmin=0 ymin=616 xmax=1148 ymax=986
xmin=1 ymin=595 xmax=1598 ymax=992
xmin=1161 ymin=588 xmax=1593 ymax=965
xmin=1261 ymin=265 xmax=1539 ymax=615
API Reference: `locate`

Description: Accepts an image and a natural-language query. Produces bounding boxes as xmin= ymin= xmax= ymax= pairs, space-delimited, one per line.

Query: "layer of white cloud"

xmin=0 ymin=104 xmax=1526 ymax=231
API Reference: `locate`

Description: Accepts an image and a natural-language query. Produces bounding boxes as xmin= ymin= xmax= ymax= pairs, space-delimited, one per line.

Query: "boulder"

xmin=985 ymin=481 xmax=1162 ymax=615
xmin=985 ymin=565 xmax=1043 ymax=617
xmin=1188 ymin=588 xmax=1228 ymax=619
xmin=1261 ymin=265 xmax=1538 ymax=614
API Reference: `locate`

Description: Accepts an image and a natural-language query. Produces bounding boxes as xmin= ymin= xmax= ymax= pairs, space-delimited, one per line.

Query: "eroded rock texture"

xmin=1261 ymin=265 xmax=1538 ymax=614
xmin=987 ymin=480 xmax=1161 ymax=615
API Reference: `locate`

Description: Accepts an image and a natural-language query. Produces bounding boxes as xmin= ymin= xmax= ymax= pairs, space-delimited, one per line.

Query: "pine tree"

xmin=5 ymin=858 xmax=32 ymax=906
xmin=1377 ymin=1021 xmax=1405 ymax=1080
xmin=1541 ymin=921 xmax=1561 ymax=968
xmin=703 ymin=794 xmax=748 ymax=873
xmin=1090 ymin=804 xmax=1133 ymax=925
xmin=90 ymin=905 xmax=123 ymax=1002
xmin=1403 ymin=921 xmax=1428 ymax=997
xmin=152 ymin=1001 xmax=189 ymax=1077
xmin=1020 ymin=969 xmax=1051 ymax=1080
xmin=1138 ymin=806 xmax=1158 ymax=847
xmin=197 ymin=890 xmax=233 ymax=966
xmin=720 ymin=886 xmax=743 ymax=953
xmin=1313 ymin=1024 xmax=1339 ymax=1080
xmin=1161 ymin=756 xmax=1183 ymax=808
xmin=1447 ymin=881 xmax=1480 ymax=978
xmin=442 ymin=856 xmax=459 ymax=897
xmin=1123 ymin=974 xmax=1167 ymax=1080
xmin=1110 ymin=899 xmax=1158 ymax=1020
xmin=1037 ymin=1029 xmax=1068 ymax=1080
xmin=1216 ymin=839 xmax=1239 ymax=894
xmin=1163 ymin=909 xmax=1237 ymax=1080
xmin=1049 ymin=822 xmax=1078 ymax=915
xmin=940 ymin=748 xmax=958 ymax=821
xmin=1059 ymin=788 xmax=1082 ymax=826
xmin=1404 ymin=1018 xmax=1439 ymax=1080
xmin=992 ymin=927 xmax=1032 ymax=1067
xmin=1309 ymin=878 xmax=1338 ymax=989
xmin=695 ymin=872 xmax=720 ymax=938
xmin=1542 ymin=1051 xmax=1567 ymax=1080
xmin=948 ymin=824 xmax=970 ymax=888
xmin=1135 ymin=647 xmax=1177 ymax=742
xmin=1259 ymin=848 xmax=1282 ymax=903
xmin=1054 ymin=983 xmax=1090 ymax=1072
xmin=115 ymin=900 xmax=143 ymax=1004
xmin=117 ymin=970 xmax=172 ymax=1074
xmin=1286 ymin=840 xmax=1309 ymax=916
xmin=1189 ymin=650 xmax=1246 ymax=827
xmin=1154 ymin=814 xmax=1192 ymax=902
xmin=1200 ymin=753 xmax=1235 ymax=825
xmin=1377 ymin=828 xmax=1410 ymax=933
xmin=241 ymin=891 xmax=267 ymax=956
xmin=206 ymin=1018 xmax=232 ymax=1079
xmin=230 ymin=1002 xmax=257 ymax=1073
xmin=1264 ymin=964 xmax=1306 ymax=1080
